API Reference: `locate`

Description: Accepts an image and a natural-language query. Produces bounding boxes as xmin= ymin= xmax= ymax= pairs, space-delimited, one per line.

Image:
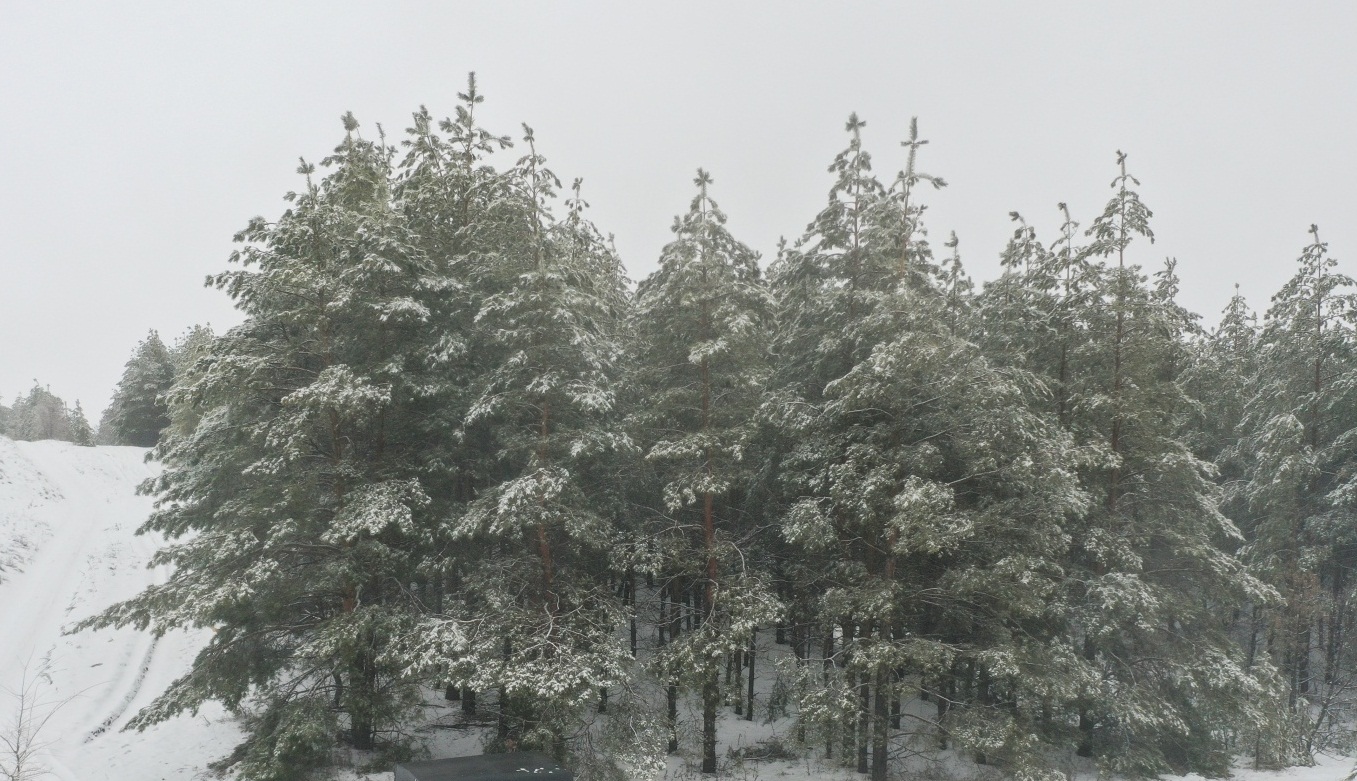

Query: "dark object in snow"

xmin=393 ymin=752 xmax=571 ymax=781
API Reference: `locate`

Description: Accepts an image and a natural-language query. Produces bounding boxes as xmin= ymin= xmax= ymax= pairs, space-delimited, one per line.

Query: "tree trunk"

xmin=667 ymin=680 xmax=679 ymax=754
xmin=1245 ymin=604 xmax=1260 ymax=671
xmin=840 ymin=620 xmax=855 ymax=763
xmin=350 ymin=646 xmax=377 ymax=750
xmin=672 ymin=580 xmax=684 ymax=639
xmin=702 ymin=663 xmax=719 ymax=773
xmin=871 ymin=666 xmax=889 ymax=781
xmin=746 ymin=630 xmax=756 ymax=722
xmin=1077 ymin=635 xmax=1095 ymax=757
xmin=629 ymin=569 xmax=638 ymax=658
xmin=857 ymin=664 xmax=870 ymax=774
xmin=658 ymin=583 xmax=668 ymax=646
xmin=732 ymin=651 xmax=742 ymax=713
xmin=824 ymin=625 xmax=835 ymax=759
xmin=937 ymin=664 xmax=955 ymax=750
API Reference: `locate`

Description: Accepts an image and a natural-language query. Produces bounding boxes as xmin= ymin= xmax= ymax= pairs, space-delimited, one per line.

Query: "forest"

xmin=69 ymin=76 xmax=1357 ymax=781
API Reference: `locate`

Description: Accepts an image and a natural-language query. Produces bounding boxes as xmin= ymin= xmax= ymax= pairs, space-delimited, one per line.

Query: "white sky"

xmin=3 ymin=2 xmax=1356 ymax=417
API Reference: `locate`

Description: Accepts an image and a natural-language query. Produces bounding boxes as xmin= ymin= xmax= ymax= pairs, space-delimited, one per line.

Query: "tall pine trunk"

xmin=871 ymin=665 xmax=888 ymax=780
xmin=746 ymin=630 xmax=756 ymax=722
xmin=702 ymin=663 xmax=719 ymax=773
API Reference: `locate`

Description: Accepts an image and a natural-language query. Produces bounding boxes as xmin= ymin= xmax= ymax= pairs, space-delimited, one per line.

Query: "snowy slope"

xmin=0 ymin=436 xmax=63 ymax=583
xmin=0 ymin=438 xmax=239 ymax=781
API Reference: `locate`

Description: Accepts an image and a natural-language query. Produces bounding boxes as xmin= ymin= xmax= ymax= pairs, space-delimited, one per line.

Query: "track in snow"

xmin=0 ymin=438 xmax=239 ymax=780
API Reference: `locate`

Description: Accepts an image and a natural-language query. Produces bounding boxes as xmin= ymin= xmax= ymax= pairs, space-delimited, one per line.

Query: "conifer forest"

xmin=50 ymin=77 xmax=1357 ymax=780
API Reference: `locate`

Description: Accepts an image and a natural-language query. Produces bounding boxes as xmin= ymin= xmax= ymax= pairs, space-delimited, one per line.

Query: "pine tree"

xmin=776 ymin=128 xmax=1088 ymax=778
xmin=773 ymin=117 xmax=1092 ymax=779
xmin=1185 ymin=287 xmax=1258 ymax=464
xmin=388 ymin=82 xmax=521 ymax=721
xmin=1236 ymin=225 xmax=1357 ymax=759
xmin=973 ymin=203 xmax=1101 ymax=416
xmin=99 ymin=330 xmax=174 ymax=447
xmin=169 ymin=325 xmax=216 ymax=373
xmin=420 ymin=123 xmax=646 ymax=766
xmin=77 ymin=113 xmax=441 ymax=779
xmin=1182 ymin=288 xmax=1260 ymax=564
xmin=68 ymin=401 xmax=94 ymax=446
xmin=765 ymin=115 xmax=892 ymax=774
xmin=812 ymin=291 xmax=1094 ymax=779
xmin=1053 ymin=154 xmax=1271 ymax=775
xmin=6 ymin=383 xmax=79 ymax=443
xmin=767 ymin=113 xmax=890 ymax=404
xmin=630 ymin=169 xmax=778 ymax=773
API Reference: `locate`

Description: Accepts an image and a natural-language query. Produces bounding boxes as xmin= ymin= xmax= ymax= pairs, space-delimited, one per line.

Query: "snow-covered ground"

xmin=0 ymin=437 xmax=1352 ymax=781
xmin=0 ymin=438 xmax=238 ymax=780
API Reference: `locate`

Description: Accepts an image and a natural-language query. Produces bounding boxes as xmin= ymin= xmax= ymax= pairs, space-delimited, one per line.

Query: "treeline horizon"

xmin=60 ymin=76 xmax=1357 ymax=781
xmin=0 ymin=326 xmax=211 ymax=448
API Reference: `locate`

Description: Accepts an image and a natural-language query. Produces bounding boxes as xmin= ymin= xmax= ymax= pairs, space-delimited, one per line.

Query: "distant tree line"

xmin=1 ymin=383 xmax=93 ymax=445
xmin=2 ymin=328 xmax=210 ymax=448
xmin=76 ymin=78 xmax=1357 ymax=781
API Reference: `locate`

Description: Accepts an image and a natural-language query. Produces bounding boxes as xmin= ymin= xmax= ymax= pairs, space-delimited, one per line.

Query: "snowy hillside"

xmin=0 ymin=437 xmax=63 ymax=583
xmin=0 ymin=438 xmax=238 ymax=780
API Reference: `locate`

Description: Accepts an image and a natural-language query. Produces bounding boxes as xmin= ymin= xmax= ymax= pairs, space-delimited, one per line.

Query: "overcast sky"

xmin=3 ymin=2 xmax=1356 ymax=417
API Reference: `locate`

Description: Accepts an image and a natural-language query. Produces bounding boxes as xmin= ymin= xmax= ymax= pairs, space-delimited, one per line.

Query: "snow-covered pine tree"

xmin=6 ymin=383 xmax=79 ymax=443
xmin=764 ymin=115 xmax=893 ymax=773
xmin=1236 ymin=226 xmax=1357 ymax=759
xmin=767 ymin=114 xmax=892 ymax=407
xmin=629 ymin=170 xmax=779 ymax=774
xmin=810 ymin=279 xmax=1094 ymax=780
xmin=975 ymin=212 xmax=1060 ymax=376
xmin=1045 ymin=203 xmax=1100 ymax=427
xmin=938 ymin=232 xmax=974 ymax=335
xmin=1170 ymin=285 xmax=1298 ymax=765
xmin=389 ymin=81 xmax=519 ymax=711
xmin=774 ymin=119 xmax=1095 ymax=779
xmin=169 ymin=325 xmax=217 ymax=376
xmin=99 ymin=330 xmax=174 ymax=446
xmin=68 ymin=400 xmax=94 ymax=446
xmin=135 ymin=326 xmax=218 ymax=446
xmin=393 ymin=77 xmax=513 ymax=461
xmin=977 ymin=203 xmax=1105 ymax=397
xmin=769 ymin=115 xmax=909 ymax=775
xmin=421 ymin=122 xmax=646 ymax=768
xmin=1051 ymin=154 xmax=1272 ymax=775
xmin=77 ymin=113 xmax=441 ymax=779
xmin=1181 ymin=288 xmax=1259 ymax=549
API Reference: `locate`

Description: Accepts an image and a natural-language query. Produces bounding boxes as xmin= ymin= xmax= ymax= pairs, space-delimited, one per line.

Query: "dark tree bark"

xmin=702 ymin=665 xmax=719 ymax=773
xmin=628 ymin=569 xmax=638 ymax=658
xmin=872 ymin=666 xmax=889 ymax=781
xmin=668 ymin=681 xmax=679 ymax=754
xmin=746 ymin=630 xmax=756 ymax=722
